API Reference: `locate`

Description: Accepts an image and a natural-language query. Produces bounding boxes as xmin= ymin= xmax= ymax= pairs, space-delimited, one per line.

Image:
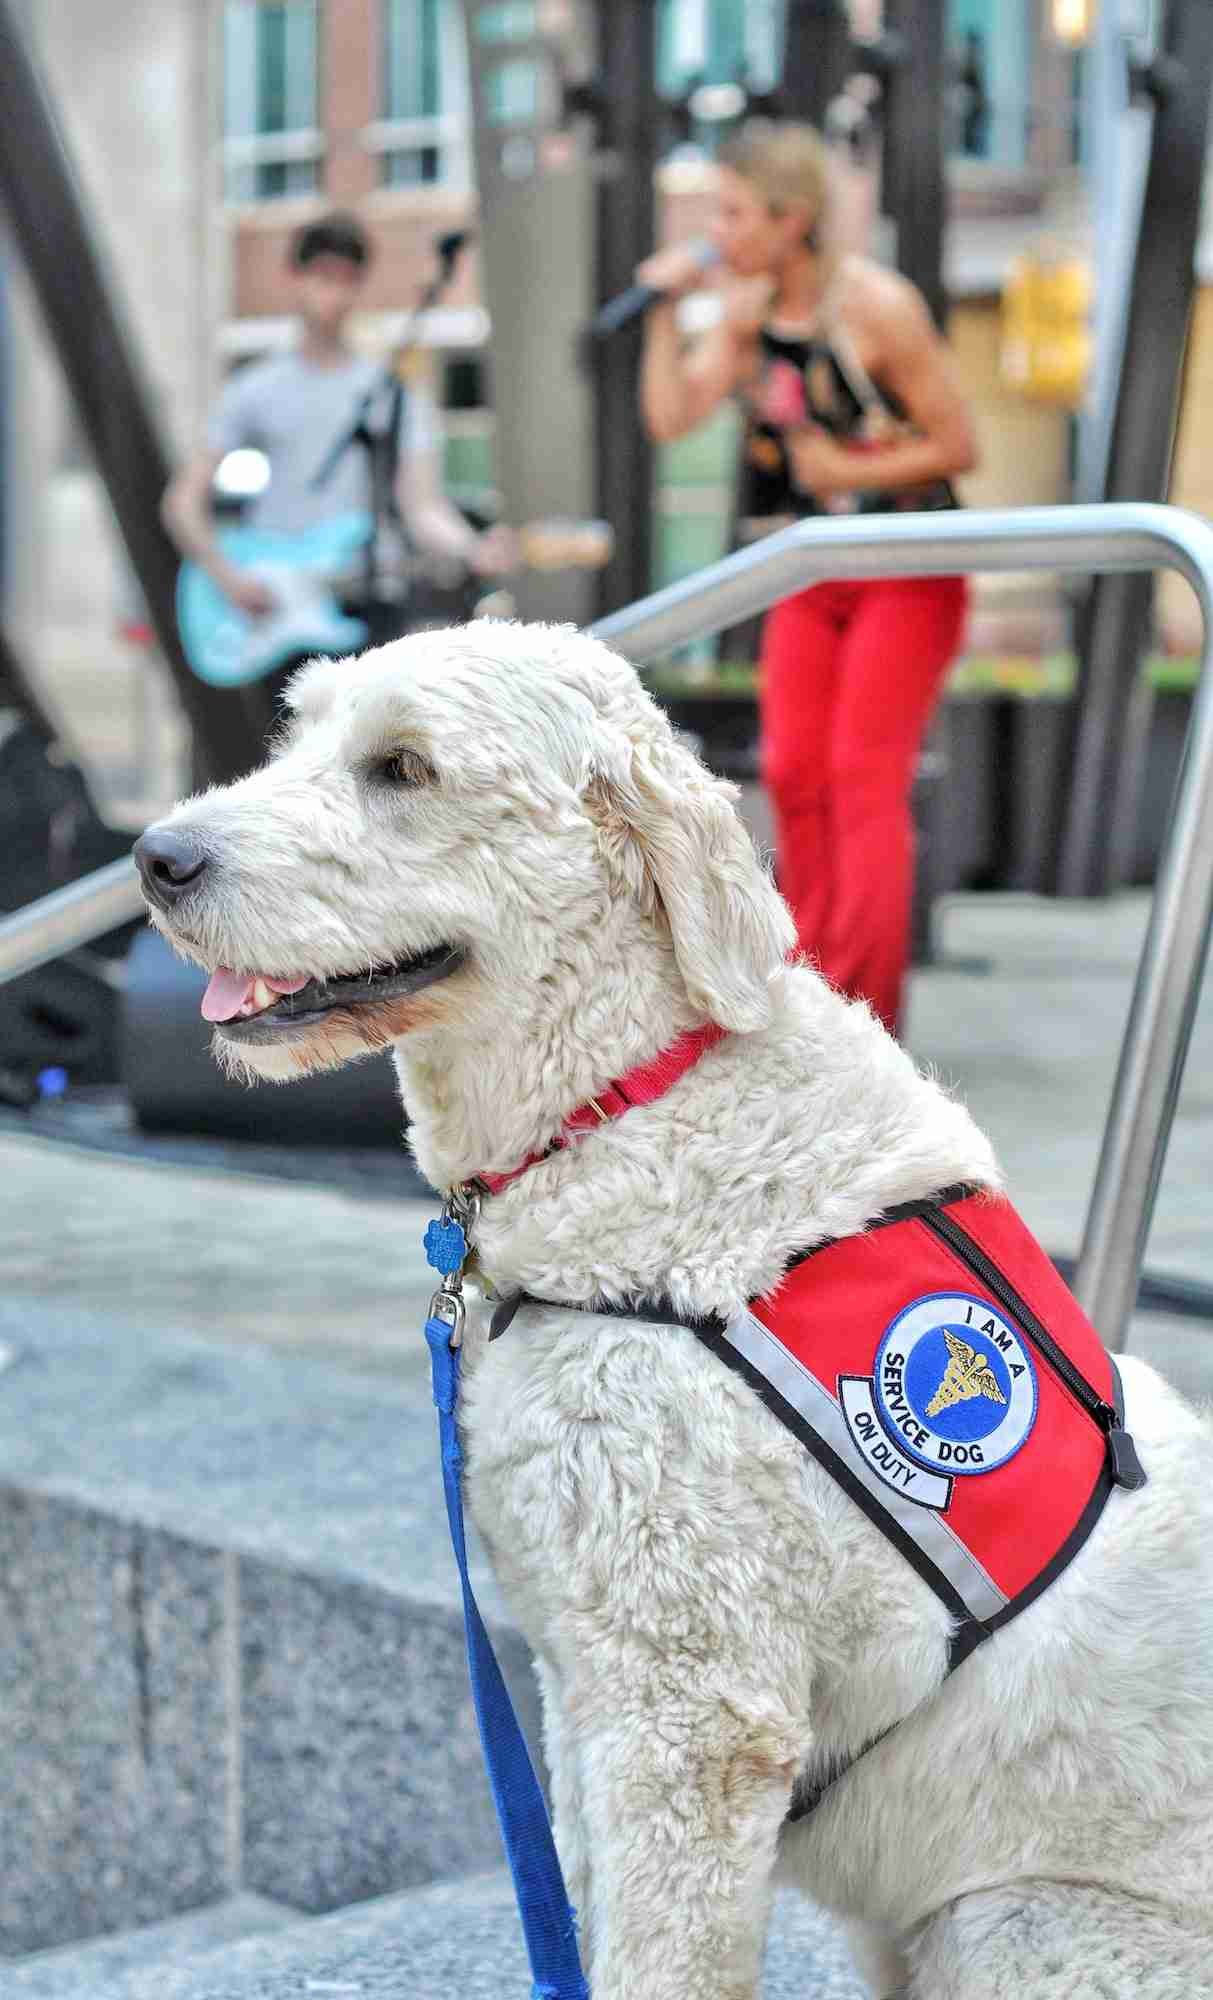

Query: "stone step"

xmin=6 ymin=1896 xmax=298 ymax=1997
xmin=87 ymin=1873 xmax=865 ymax=2000
xmin=0 ymin=1295 xmax=537 ymax=1958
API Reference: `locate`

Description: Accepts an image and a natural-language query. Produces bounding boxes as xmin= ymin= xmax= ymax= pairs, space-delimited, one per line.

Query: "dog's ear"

xmin=589 ymin=731 xmax=796 ymax=1032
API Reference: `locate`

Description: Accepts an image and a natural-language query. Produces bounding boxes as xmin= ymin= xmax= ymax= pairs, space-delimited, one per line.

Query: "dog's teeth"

xmin=251 ymin=978 xmax=274 ymax=1011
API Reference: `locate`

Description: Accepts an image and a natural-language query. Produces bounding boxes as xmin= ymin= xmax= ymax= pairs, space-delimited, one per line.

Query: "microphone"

xmin=435 ymin=228 xmax=474 ymax=275
xmin=587 ymin=241 xmax=719 ymax=340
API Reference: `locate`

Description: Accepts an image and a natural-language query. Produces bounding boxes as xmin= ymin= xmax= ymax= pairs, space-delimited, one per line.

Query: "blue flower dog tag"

xmin=424 ymin=1214 xmax=467 ymax=1279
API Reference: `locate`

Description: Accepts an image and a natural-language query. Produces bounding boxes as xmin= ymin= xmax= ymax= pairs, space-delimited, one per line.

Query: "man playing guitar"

xmin=162 ymin=212 xmax=513 ymax=730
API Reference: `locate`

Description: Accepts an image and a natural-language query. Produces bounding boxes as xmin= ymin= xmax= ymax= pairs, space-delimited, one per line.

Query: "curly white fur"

xmin=142 ymin=620 xmax=1213 ymax=1998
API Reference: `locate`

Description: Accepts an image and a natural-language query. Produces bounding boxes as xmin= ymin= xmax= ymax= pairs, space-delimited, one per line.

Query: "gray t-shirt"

xmin=208 ymin=350 xmax=439 ymax=536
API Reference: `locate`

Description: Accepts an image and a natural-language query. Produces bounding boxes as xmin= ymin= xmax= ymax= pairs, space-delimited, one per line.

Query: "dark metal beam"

xmin=0 ymin=626 xmax=57 ymax=741
xmin=879 ymin=0 xmax=948 ymax=329
xmin=0 ymin=0 xmax=253 ymax=786
xmin=0 ymin=251 xmax=9 ymax=613
xmin=1057 ymin=0 xmax=1213 ymax=896
xmin=780 ymin=0 xmax=853 ymax=130
xmin=590 ymin=0 xmax=657 ymax=617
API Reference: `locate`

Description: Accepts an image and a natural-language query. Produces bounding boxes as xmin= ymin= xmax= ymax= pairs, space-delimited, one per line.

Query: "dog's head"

xmin=134 ymin=620 xmax=795 ymax=1083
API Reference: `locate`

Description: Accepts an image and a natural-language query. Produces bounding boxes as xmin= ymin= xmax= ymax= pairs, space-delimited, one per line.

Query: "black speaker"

xmin=0 ymin=717 xmax=134 ymax=1094
xmin=122 ymin=927 xmax=406 ymax=1146
xmin=0 ymin=952 xmax=122 ymax=1100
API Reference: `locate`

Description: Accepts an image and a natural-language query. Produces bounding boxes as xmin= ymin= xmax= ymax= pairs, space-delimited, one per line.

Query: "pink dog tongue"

xmin=201 ymin=967 xmax=308 ymax=1024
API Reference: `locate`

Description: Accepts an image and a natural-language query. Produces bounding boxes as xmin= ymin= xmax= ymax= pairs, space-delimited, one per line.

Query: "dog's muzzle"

xmin=134 ymin=826 xmax=208 ymax=914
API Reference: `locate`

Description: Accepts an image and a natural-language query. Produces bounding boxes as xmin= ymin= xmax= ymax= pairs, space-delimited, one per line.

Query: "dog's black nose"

xmin=133 ymin=827 xmax=209 ymax=912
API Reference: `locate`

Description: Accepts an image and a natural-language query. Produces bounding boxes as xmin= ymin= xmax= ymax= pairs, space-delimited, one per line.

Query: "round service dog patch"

xmin=839 ymin=1292 xmax=1038 ymax=1512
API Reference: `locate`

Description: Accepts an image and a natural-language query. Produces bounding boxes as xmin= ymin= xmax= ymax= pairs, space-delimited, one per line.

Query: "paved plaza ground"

xmin=3 ymin=887 xmax=1210 ymax=1402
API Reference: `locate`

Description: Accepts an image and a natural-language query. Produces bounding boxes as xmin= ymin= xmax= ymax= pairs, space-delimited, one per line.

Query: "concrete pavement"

xmin=0 ymin=1124 xmax=435 ymax=1384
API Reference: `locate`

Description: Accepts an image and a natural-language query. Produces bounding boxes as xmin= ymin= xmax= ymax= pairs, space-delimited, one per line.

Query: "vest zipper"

xmin=919 ymin=1207 xmax=1147 ymax=1492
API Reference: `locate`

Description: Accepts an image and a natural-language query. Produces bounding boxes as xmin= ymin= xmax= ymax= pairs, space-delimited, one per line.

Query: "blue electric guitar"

xmin=176 ymin=512 xmax=376 ymax=687
xmin=177 ymin=511 xmax=616 ymax=687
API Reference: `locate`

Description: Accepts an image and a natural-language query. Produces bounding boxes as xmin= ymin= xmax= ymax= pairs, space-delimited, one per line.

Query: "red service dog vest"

xmin=492 ymin=1185 xmax=1146 ymax=1668
xmin=692 ymin=1186 xmax=1146 ymax=1664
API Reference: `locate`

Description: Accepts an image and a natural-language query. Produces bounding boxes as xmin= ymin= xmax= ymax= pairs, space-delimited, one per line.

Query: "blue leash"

xmin=423 ymin=1208 xmax=589 ymax=2000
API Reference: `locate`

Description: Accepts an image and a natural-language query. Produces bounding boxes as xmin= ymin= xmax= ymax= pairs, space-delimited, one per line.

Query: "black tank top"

xmin=740 ymin=324 xmax=958 ymax=527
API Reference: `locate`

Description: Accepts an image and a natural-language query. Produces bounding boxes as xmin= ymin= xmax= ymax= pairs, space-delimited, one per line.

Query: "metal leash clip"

xmin=428 ymin=1279 xmax=466 ymax=1350
xmin=424 ymin=1187 xmax=480 ymax=1350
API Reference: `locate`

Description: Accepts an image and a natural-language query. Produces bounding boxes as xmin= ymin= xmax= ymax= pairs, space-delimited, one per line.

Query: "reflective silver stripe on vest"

xmin=723 ymin=1305 xmax=1008 ymax=1626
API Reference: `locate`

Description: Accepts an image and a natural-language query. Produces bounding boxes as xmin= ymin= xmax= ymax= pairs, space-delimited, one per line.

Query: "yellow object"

xmin=999 ymin=252 xmax=1093 ymax=409
xmin=1051 ymin=0 xmax=1096 ymax=49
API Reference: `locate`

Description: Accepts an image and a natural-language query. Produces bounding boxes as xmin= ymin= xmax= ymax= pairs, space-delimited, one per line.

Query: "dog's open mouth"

xmin=201 ymin=944 xmax=466 ymax=1041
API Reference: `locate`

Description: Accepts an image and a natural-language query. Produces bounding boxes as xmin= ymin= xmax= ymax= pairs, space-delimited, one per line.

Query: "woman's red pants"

xmin=760 ymin=574 xmax=968 ymax=1036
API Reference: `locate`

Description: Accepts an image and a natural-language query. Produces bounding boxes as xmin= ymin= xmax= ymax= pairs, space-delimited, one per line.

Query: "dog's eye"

xmin=370 ymin=748 xmax=436 ymax=790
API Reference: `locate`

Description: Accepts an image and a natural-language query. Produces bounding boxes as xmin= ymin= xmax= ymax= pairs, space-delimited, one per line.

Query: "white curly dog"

xmin=135 ymin=620 xmax=1213 ymax=1999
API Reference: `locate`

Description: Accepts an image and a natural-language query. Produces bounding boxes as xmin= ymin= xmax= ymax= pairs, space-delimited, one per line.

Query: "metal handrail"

xmin=615 ymin=504 xmax=1213 ymax=1356
xmin=0 ymin=857 xmax=143 ymax=985
xmin=3 ymin=501 xmax=1213 ymax=1353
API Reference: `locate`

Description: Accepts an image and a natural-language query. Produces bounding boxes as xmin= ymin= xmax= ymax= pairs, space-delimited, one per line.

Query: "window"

xmin=656 ymin=0 xmax=783 ymax=155
xmin=371 ymin=0 xmax=471 ymax=189
xmin=657 ymin=0 xmax=782 ymax=97
xmin=946 ymin=1 xmax=1031 ymax=165
xmin=222 ymin=0 xmax=323 ymax=203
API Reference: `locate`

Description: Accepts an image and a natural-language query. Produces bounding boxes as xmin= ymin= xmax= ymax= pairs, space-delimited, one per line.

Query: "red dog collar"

xmin=476 ymin=1022 xmax=728 ymax=1196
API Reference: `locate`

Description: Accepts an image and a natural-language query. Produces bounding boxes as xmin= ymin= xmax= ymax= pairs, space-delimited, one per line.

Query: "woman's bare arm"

xmin=641 ymin=309 xmax=745 ymax=443
xmin=786 ymin=269 xmax=978 ymax=497
xmin=638 ymin=248 xmax=767 ymax=443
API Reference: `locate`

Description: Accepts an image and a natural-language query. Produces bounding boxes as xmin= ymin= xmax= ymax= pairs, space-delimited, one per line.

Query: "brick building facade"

xmin=222 ymin=1 xmax=1084 ymax=331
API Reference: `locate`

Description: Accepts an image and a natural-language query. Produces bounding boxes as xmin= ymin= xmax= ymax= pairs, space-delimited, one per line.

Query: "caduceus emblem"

xmin=926 ymin=1330 xmax=1008 ymax=1418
